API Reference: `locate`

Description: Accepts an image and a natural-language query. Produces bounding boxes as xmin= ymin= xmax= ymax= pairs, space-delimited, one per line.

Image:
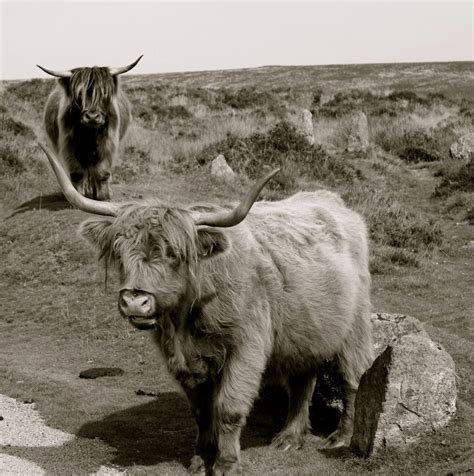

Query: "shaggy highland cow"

xmin=40 ymin=144 xmax=373 ymax=476
xmin=38 ymin=56 xmax=142 ymax=200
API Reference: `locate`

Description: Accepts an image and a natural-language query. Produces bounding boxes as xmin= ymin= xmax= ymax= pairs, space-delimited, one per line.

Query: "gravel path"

xmin=0 ymin=394 xmax=124 ymax=475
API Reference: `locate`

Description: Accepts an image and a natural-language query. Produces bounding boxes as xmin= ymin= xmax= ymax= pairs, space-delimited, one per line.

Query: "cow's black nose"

xmin=83 ymin=111 xmax=103 ymax=124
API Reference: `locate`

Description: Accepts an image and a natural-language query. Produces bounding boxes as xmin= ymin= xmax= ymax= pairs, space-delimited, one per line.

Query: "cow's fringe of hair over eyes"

xmin=70 ymin=67 xmax=115 ymax=109
xmin=93 ymin=203 xmax=202 ymax=298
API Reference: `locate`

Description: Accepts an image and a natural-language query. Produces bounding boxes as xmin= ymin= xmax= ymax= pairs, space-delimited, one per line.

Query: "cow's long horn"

xmin=192 ymin=168 xmax=280 ymax=227
xmin=36 ymin=65 xmax=73 ymax=78
xmin=38 ymin=143 xmax=119 ymax=217
xmin=109 ymin=55 xmax=143 ymax=76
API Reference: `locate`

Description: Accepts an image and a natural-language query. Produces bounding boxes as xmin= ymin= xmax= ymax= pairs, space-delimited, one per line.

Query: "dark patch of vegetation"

xmin=0 ymin=144 xmax=27 ymax=175
xmin=1 ymin=116 xmax=35 ymax=139
xmin=375 ymin=125 xmax=457 ymax=163
xmin=134 ymin=103 xmax=193 ymax=128
xmin=217 ymin=87 xmax=273 ymax=110
xmin=181 ymin=121 xmax=359 ymax=193
xmin=315 ymin=89 xmax=450 ymax=119
xmin=387 ymin=90 xmax=428 ymax=105
xmin=434 ymin=159 xmax=474 ymax=197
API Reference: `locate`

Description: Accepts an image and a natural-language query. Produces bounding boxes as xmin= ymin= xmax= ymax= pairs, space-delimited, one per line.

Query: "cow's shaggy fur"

xmin=44 ymin=67 xmax=132 ymax=200
xmin=80 ymin=191 xmax=373 ymax=475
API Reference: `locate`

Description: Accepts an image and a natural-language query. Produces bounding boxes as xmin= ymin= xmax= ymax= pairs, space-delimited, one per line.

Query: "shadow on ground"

xmin=8 ymin=193 xmax=72 ymax=218
xmin=77 ymin=387 xmax=341 ymax=469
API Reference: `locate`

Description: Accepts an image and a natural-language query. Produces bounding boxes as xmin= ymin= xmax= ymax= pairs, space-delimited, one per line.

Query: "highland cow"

xmin=38 ymin=56 xmax=142 ymax=200
xmin=40 ymin=144 xmax=373 ymax=475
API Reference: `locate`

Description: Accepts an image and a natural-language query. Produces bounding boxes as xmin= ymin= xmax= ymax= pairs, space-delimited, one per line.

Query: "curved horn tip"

xmin=36 ymin=64 xmax=72 ymax=78
xmin=109 ymin=55 xmax=144 ymax=76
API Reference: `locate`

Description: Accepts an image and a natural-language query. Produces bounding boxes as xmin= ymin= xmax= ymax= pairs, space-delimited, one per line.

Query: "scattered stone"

xmin=296 ymin=109 xmax=315 ymax=145
xmin=135 ymin=388 xmax=159 ymax=397
xmin=79 ymin=367 xmax=124 ymax=379
xmin=351 ymin=333 xmax=456 ymax=457
xmin=211 ymin=155 xmax=236 ymax=182
xmin=347 ymin=111 xmax=369 ymax=153
xmin=450 ymin=133 xmax=474 ymax=163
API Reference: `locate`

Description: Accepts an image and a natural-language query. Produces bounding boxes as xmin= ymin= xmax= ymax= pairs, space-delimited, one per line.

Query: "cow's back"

xmin=241 ymin=191 xmax=370 ymax=367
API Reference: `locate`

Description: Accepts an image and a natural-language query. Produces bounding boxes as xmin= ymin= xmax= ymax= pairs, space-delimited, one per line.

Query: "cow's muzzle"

xmin=81 ymin=111 xmax=104 ymax=127
xmin=119 ymin=289 xmax=156 ymax=330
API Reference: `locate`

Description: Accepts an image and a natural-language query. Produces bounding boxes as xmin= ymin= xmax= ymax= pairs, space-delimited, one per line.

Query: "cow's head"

xmin=38 ymin=56 xmax=142 ymax=128
xmin=39 ymin=144 xmax=278 ymax=330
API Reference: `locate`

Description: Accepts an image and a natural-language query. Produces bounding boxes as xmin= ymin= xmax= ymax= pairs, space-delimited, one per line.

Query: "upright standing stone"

xmin=211 ymin=155 xmax=236 ymax=182
xmin=297 ymin=109 xmax=315 ymax=145
xmin=347 ymin=111 xmax=369 ymax=152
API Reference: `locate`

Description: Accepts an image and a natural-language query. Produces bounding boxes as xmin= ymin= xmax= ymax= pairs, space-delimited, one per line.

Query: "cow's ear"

xmin=79 ymin=218 xmax=113 ymax=251
xmin=196 ymin=228 xmax=230 ymax=259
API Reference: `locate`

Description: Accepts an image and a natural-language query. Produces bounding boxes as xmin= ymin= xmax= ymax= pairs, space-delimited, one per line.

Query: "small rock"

xmin=0 ymin=415 xmax=4 ymax=421
xmin=20 ymin=398 xmax=34 ymax=404
xmin=79 ymin=367 xmax=124 ymax=379
xmin=211 ymin=155 xmax=235 ymax=182
xmin=450 ymin=133 xmax=474 ymax=163
xmin=351 ymin=333 xmax=456 ymax=456
xmin=347 ymin=111 xmax=369 ymax=153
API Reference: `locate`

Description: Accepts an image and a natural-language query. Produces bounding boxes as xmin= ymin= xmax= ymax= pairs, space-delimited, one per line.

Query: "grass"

xmin=0 ymin=61 xmax=473 ymax=475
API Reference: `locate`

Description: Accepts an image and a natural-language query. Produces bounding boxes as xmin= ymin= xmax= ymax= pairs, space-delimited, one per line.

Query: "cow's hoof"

xmin=212 ymin=459 xmax=242 ymax=476
xmin=271 ymin=431 xmax=305 ymax=451
xmin=322 ymin=428 xmax=350 ymax=449
xmin=188 ymin=455 xmax=206 ymax=475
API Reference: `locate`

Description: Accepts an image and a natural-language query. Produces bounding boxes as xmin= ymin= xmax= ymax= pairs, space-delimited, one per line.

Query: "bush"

xmin=0 ymin=144 xmax=27 ymax=175
xmin=374 ymin=123 xmax=457 ymax=163
xmin=187 ymin=121 xmax=358 ymax=192
xmin=315 ymin=89 xmax=450 ymax=119
xmin=387 ymin=90 xmax=427 ymax=105
xmin=1 ymin=116 xmax=35 ymax=139
xmin=434 ymin=158 xmax=474 ymax=196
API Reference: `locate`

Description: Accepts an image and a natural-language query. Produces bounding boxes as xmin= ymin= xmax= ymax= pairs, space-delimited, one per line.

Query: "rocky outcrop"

xmin=450 ymin=133 xmax=474 ymax=163
xmin=211 ymin=155 xmax=235 ymax=182
xmin=347 ymin=111 xmax=369 ymax=152
xmin=371 ymin=312 xmax=428 ymax=357
xmin=351 ymin=323 xmax=457 ymax=457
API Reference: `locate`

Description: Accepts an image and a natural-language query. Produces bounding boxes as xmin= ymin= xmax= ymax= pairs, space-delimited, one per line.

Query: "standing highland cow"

xmin=40 ymin=144 xmax=373 ymax=476
xmin=38 ymin=56 xmax=142 ymax=200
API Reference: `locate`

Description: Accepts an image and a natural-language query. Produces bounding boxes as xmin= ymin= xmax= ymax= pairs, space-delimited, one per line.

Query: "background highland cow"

xmin=39 ymin=56 xmax=142 ymax=200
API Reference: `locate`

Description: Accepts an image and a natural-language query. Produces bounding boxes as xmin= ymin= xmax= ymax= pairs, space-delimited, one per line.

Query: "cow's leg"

xmin=213 ymin=341 xmax=267 ymax=476
xmin=324 ymin=308 xmax=373 ymax=449
xmin=271 ymin=373 xmax=316 ymax=450
xmin=184 ymin=381 xmax=217 ymax=475
xmin=92 ymin=164 xmax=112 ymax=201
